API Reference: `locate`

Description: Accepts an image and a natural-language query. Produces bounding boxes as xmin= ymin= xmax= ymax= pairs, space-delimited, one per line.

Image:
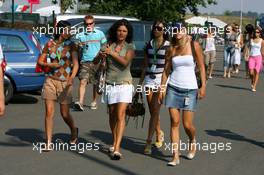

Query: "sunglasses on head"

xmin=154 ymin=26 xmax=163 ymax=32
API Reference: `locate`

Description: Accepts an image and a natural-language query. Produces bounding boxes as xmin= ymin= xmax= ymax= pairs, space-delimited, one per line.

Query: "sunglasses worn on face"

xmin=256 ymin=31 xmax=260 ymax=33
xmin=85 ymin=22 xmax=94 ymax=26
xmin=154 ymin=26 xmax=163 ymax=32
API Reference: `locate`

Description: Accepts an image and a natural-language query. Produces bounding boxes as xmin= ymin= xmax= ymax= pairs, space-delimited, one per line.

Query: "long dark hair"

xmin=107 ymin=19 xmax=133 ymax=43
xmin=54 ymin=20 xmax=71 ymax=40
xmin=150 ymin=20 xmax=168 ymax=40
xmin=253 ymin=26 xmax=262 ymax=39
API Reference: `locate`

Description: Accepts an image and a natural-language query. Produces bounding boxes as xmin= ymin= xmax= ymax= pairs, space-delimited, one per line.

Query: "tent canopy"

xmin=34 ymin=5 xmax=74 ymax=17
xmin=185 ymin=16 xmax=227 ymax=28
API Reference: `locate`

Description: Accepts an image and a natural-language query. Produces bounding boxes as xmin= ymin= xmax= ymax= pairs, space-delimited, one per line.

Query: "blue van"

xmin=0 ymin=28 xmax=46 ymax=102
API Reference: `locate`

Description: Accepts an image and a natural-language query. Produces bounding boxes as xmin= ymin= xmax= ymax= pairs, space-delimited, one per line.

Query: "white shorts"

xmin=144 ymin=74 xmax=162 ymax=89
xmin=102 ymin=84 xmax=133 ymax=105
xmin=234 ymin=48 xmax=241 ymax=65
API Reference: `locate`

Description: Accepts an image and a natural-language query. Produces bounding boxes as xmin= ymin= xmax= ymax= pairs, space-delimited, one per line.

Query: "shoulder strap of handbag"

xmin=190 ymin=41 xmax=197 ymax=64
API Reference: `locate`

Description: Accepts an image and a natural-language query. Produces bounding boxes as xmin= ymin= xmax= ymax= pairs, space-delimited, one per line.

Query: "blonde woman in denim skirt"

xmin=158 ymin=23 xmax=206 ymax=166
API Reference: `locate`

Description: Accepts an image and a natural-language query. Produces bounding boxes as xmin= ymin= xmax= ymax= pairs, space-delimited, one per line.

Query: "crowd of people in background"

xmin=0 ymin=14 xmax=263 ymax=166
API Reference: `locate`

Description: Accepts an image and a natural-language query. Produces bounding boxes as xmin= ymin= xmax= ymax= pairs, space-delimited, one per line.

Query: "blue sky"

xmin=199 ymin=0 xmax=264 ymax=14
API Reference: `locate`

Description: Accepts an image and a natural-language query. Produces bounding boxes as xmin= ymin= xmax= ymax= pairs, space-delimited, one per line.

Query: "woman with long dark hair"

xmin=158 ymin=23 xmax=206 ymax=166
xmin=248 ymin=26 xmax=264 ymax=92
xmin=243 ymin=24 xmax=254 ymax=78
xmin=138 ymin=20 xmax=170 ymax=154
xmin=100 ymin=19 xmax=135 ymax=160
xmin=37 ymin=20 xmax=79 ymax=151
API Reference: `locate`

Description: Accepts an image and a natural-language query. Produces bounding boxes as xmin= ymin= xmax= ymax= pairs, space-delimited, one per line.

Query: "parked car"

xmin=0 ymin=28 xmax=46 ymax=102
xmin=68 ymin=20 xmax=153 ymax=76
xmin=56 ymin=14 xmax=140 ymax=24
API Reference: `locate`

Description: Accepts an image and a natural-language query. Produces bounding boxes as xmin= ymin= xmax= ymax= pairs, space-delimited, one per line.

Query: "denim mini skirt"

xmin=165 ymin=84 xmax=198 ymax=112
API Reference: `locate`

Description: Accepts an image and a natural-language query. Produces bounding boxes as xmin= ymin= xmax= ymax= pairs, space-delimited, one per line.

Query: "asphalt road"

xmin=0 ymin=53 xmax=264 ymax=175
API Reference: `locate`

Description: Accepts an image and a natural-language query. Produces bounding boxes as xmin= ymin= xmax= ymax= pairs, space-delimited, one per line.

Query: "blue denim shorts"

xmin=165 ymin=84 xmax=198 ymax=112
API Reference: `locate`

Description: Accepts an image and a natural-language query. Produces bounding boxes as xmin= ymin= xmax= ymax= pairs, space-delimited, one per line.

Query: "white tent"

xmin=34 ymin=5 xmax=74 ymax=17
xmin=185 ymin=16 xmax=227 ymax=28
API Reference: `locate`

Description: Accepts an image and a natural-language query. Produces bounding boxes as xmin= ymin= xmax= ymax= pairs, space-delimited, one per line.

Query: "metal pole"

xmin=240 ymin=0 xmax=243 ymax=31
xmin=12 ymin=0 xmax=14 ymax=28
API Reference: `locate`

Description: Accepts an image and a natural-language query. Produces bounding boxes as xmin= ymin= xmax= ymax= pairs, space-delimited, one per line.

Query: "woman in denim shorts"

xmin=158 ymin=23 xmax=206 ymax=166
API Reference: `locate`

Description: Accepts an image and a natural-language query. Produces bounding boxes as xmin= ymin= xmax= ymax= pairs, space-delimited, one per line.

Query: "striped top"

xmin=145 ymin=39 xmax=170 ymax=74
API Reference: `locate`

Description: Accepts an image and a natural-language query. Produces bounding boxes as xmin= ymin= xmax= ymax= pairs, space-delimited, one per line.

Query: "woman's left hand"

xmin=198 ymin=86 xmax=206 ymax=99
xmin=103 ymin=45 xmax=112 ymax=55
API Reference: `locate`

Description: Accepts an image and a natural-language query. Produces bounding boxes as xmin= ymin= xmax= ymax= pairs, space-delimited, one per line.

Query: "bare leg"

xmin=108 ymin=104 xmax=117 ymax=148
xmin=44 ymin=100 xmax=55 ymax=147
xmin=209 ymin=63 xmax=214 ymax=78
xmin=78 ymin=79 xmax=87 ymax=105
xmin=114 ymin=103 xmax=128 ymax=153
xmin=145 ymin=90 xmax=162 ymax=148
xmin=249 ymin=69 xmax=254 ymax=87
xmin=169 ymin=108 xmax=181 ymax=162
xmin=92 ymin=84 xmax=98 ymax=103
xmin=253 ymin=70 xmax=259 ymax=90
xmin=182 ymin=110 xmax=196 ymax=155
xmin=60 ymin=103 xmax=77 ymax=143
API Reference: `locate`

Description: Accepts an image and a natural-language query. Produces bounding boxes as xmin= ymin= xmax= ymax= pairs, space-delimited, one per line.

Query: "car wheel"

xmin=4 ymin=76 xmax=14 ymax=103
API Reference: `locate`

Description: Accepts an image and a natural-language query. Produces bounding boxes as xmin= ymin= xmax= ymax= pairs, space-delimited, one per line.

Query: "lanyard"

xmin=153 ymin=40 xmax=157 ymax=65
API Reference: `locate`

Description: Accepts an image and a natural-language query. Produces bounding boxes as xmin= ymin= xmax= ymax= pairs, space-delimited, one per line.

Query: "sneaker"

xmin=90 ymin=102 xmax=97 ymax=110
xmin=74 ymin=102 xmax=84 ymax=111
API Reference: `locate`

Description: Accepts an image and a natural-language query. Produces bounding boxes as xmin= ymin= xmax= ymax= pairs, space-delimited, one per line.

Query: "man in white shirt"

xmin=0 ymin=44 xmax=5 ymax=116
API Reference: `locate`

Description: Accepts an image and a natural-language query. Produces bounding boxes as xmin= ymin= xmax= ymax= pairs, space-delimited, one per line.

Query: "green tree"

xmin=52 ymin=0 xmax=76 ymax=14
xmin=224 ymin=10 xmax=232 ymax=16
xmin=80 ymin=0 xmax=217 ymax=21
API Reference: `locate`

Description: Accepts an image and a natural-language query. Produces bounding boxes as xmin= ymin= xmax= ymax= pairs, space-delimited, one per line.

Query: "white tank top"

xmin=169 ymin=55 xmax=198 ymax=89
xmin=250 ymin=39 xmax=262 ymax=56
xmin=205 ymin=37 xmax=216 ymax=51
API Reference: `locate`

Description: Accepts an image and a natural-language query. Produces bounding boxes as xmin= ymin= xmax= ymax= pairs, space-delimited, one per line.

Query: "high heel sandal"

xmin=154 ymin=130 xmax=164 ymax=148
xmin=70 ymin=127 xmax=79 ymax=144
xmin=144 ymin=142 xmax=152 ymax=155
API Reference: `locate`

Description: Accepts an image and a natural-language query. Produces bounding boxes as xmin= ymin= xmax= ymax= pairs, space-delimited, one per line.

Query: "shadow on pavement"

xmin=1 ymin=129 xmax=142 ymax=175
xmin=87 ymin=130 xmax=169 ymax=162
xmin=215 ymin=84 xmax=251 ymax=91
xmin=205 ymin=129 xmax=264 ymax=149
xmin=9 ymin=94 xmax=39 ymax=104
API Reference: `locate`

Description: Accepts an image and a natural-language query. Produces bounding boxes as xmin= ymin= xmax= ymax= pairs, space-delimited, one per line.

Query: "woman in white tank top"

xmin=158 ymin=23 xmax=206 ymax=166
xmin=248 ymin=26 xmax=264 ymax=92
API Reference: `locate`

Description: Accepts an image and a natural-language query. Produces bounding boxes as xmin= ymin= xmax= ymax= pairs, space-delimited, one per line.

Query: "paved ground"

xmin=0 ymin=53 xmax=264 ymax=175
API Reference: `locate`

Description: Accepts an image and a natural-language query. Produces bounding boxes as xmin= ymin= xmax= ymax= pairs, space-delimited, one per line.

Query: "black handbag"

xmin=126 ymin=92 xmax=146 ymax=128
